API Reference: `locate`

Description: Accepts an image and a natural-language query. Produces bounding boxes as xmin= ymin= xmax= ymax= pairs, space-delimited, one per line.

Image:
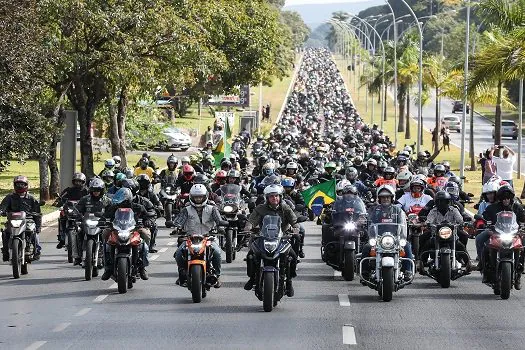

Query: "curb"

xmin=42 ymin=210 xmax=60 ymax=226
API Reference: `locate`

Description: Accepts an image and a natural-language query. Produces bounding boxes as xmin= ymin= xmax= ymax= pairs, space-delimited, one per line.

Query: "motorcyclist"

xmin=281 ymin=177 xmax=306 ymax=258
xmin=476 ymin=181 xmax=499 ymax=215
xmin=395 ymin=170 xmax=412 ymax=200
xmin=101 ymin=170 xmax=115 ymax=191
xmin=98 ymin=159 xmax=116 ymax=177
xmin=134 ymin=157 xmax=155 ymax=179
xmin=55 ymin=172 xmax=88 ymax=249
xmin=243 ymin=184 xmax=300 ymax=296
xmin=137 ymin=174 xmax=163 ymax=253
xmin=175 ymin=164 xmax=196 ymax=196
xmin=344 ymin=167 xmax=370 ymax=198
xmin=158 ymin=155 xmax=179 ymax=185
xmin=107 ymin=173 xmax=127 ymax=196
xmin=173 ymin=184 xmax=226 ymax=288
xmin=359 ymin=158 xmax=379 ymax=186
xmin=222 ymin=170 xmax=251 ymax=198
xmin=318 ymin=162 xmax=338 ymax=183
xmin=427 ymin=164 xmax=448 ymax=191
xmin=1 ymin=176 xmax=42 ymax=261
xmin=361 ymin=185 xmax=413 ymax=280
xmin=397 ymin=178 xmax=432 ymax=215
xmin=211 ymin=170 xmax=228 ymax=193
xmin=136 ymin=152 xmax=157 ymax=170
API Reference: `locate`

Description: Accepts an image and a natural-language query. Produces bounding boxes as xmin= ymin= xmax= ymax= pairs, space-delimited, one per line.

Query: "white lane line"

xmin=52 ymin=322 xmax=71 ymax=332
xmin=338 ymin=294 xmax=351 ymax=307
xmin=108 ymin=283 xmax=117 ymax=289
xmin=158 ymin=247 xmax=168 ymax=253
xmin=342 ymin=325 xmax=357 ymax=345
xmin=25 ymin=341 xmax=47 ymax=350
xmin=93 ymin=295 xmax=108 ymax=303
xmin=74 ymin=308 xmax=91 ymax=316
xmin=334 ymin=270 xmax=342 ymax=280
xmin=167 ymin=241 xmax=176 ymax=246
xmin=150 ymin=254 xmax=159 ymax=261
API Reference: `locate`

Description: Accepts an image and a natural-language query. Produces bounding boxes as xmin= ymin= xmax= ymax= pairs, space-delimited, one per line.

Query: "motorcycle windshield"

xmin=332 ymin=198 xmax=366 ymax=216
xmin=260 ymin=215 xmax=282 ymax=239
xmin=112 ymin=208 xmax=136 ymax=231
xmin=368 ymin=223 xmax=406 ymax=240
xmin=220 ymin=184 xmax=241 ymax=205
xmin=495 ymin=211 xmax=519 ymax=235
xmin=261 ymin=174 xmax=280 ymax=187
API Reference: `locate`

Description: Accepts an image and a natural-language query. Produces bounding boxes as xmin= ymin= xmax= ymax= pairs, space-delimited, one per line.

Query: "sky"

xmin=285 ymin=0 xmax=374 ymax=5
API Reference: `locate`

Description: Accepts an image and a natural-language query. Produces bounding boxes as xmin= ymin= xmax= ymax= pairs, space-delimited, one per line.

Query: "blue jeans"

xmin=175 ymin=240 xmax=222 ymax=276
xmin=361 ymin=241 xmax=414 ymax=272
xmin=475 ymin=229 xmax=491 ymax=260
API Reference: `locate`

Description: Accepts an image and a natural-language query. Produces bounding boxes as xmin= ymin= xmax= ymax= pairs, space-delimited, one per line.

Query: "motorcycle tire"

xmin=67 ymin=230 xmax=73 ymax=263
xmin=21 ymin=259 xmax=28 ymax=275
xmin=263 ymin=272 xmax=274 ymax=312
xmin=12 ymin=240 xmax=21 ymax=279
xmin=225 ymin=230 xmax=233 ymax=263
xmin=190 ymin=264 xmax=202 ymax=303
xmin=92 ymin=266 xmax=99 ymax=277
xmin=343 ymin=250 xmax=355 ymax=281
xmin=381 ymin=266 xmax=394 ymax=302
xmin=500 ymin=261 xmax=512 ymax=300
xmin=165 ymin=203 xmax=173 ymax=227
xmin=117 ymin=258 xmax=128 ymax=294
xmin=85 ymin=239 xmax=94 ymax=281
xmin=439 ymin=253 xmax=451 ymax=288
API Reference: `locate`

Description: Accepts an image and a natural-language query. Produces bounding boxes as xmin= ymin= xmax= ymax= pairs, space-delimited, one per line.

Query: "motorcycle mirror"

xmin=296 ymin=216 xmax=308 ymax=223
xmin=467 ymin=193 xmax=474 ymax=197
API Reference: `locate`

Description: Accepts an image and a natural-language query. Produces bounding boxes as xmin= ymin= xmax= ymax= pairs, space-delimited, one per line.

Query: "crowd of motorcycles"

xmin=2 ymin=48 xmax=525 ymax=312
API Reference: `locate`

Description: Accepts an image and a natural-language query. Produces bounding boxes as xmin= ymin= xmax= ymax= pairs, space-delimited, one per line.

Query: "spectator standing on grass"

xmin=491 ymin=145 xmax=516 ymax=188
xmin=265 ymin=104 xmax=271 ymax=123
xmin=441 ymin=126 xmax=450 ymax=151
xmin=205 ymin=126 xmax=213 ymax=146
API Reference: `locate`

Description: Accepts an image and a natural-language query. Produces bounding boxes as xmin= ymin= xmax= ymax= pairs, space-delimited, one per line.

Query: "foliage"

xmin=125 ymin=106 xmax=168 ymax=150
xmin=282 ymin=11 xmax=311 ymax=49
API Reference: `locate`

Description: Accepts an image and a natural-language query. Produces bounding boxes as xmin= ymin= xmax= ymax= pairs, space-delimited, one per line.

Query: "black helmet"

xmin=136 ymin=174 xmax=150 ymax=190
xmin=139 ymin=157 xmax=149 ymax=169
xmin=194 ymin=173 xmax=210 ymax=185
xmin=434 ymin=164 xmax=446 ymax=176
xmin=497 ymin=185 xmax=515 ymax=201
xmin=72 ymin=172 xmax=86 ymax=187
xmin=89 ymin=178 xmax=105 ymax=195
xmin=435 ymin=190 xmax=451 ymax=212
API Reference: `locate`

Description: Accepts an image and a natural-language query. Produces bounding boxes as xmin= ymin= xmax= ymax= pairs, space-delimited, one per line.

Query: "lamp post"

xmin=385 ymin=0 xmax=399 ymax=147
xmin=459 ymin=0 xmax=471 ymax=183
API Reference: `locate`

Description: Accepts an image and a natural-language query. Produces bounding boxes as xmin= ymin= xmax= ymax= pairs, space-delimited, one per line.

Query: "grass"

xmin=334 ymin=56 xmax=525 ymax=212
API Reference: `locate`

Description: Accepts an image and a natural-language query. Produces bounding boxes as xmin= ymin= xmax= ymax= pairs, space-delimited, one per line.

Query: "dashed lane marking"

xmin=25 ymin=341 xmax=47 ymax=350
xmin=167 ymin=242 xmax=176 ymax=246
xmin=52 ymin=322 xmax=71 ymax=332
xmin=158 ymin=247 xmax=168 ymax=253
xmin=93 ymin=295 xmax=108 ymax=303
xmin=108 ymin=283 xmax=117 ymax=289
xmin=338 ymin=294 xmax=351 ymax=307
xmin=342 ymin=325 xmax=357 ymax=345
xmin=334 ymin=270 xmax=343 ymax=280
xmin=74 ymin=308 xmax=91 ymax=316
xmin=150 ymin=254 xmax=159 ymax=261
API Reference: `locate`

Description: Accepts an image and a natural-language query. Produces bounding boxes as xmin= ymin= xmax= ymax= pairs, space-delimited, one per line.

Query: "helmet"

xmin=397 ymin=171 xmax=412 ymax=190
xmin=142 ymin=152 xmax=150 ymax=159
xmin=258 ymin=155 xmax=269 ymax=166
xmin=367 ymin=158 xmax=377 ymax=167
xmin=189 ymin=154 xmax=199 ymax=164
xmin=181 ymin=156 xmax=190 ymax=164
xmin=482 ymin=181 xmax=500 ymax=194
xmin=403 ymin=146 xmax=412 ymax=155
xmin=417 ymin=151 xmax=427 ymax=160
xmin=89 ymin=178 xmax=105 ymax=195
xmin=400 ymin=150 xmax=410 ymax=158
xmin=410 ymin=178 xmax=425 ymax=198
xmin=115 ymin=172 xmax=126 ymax=184
xmin=101 ymin=170 xmax=114 ymax=185
xmin=194 ymin=173 xmax=210 ymax=185
xmin=229 ymin=153 xmax=238 ymax=162
xmin=182 ymin=164 xmax=195 ymax=181
xmin=189 ymin=184 xmax=208 ymax=207
xmin=335 ymin=147 xmax=343 ymax=154
xmin=354 ymin=156 xmax=363 ymax=165
xmin=286 ymin=162 xmax=298 ymax=170
xmin=445 ymin=182 xmax=459 ymax=201
xmin=139 ymin=157 xmax=149 ymax=169
xmin=324 ymin=162 xmax=336 ymax=171
xmin=497 ymin=185 xmax=515 ymax=202
xmin=281 ymin=177 xmax=296 ymax=189
xmin=342 ymin=184 xmax=358 ymax=195
xmin=112 ymin=156 xmax=121 ymax=166
xmin=227 ymin=170 xmax=241 ymax=184
xmin=263 ymin=184 xmax=283 ymax=201
xmin=220 ymin=160 xmax=232 ymax=171
xmin=383 ymin=166 xmax=395 ymax=180
xmin=345 ymin=167 xmax=358 ymax=181
xmin=215 ymin=170 xmax=227 ymax=184
xmin=443 ymin=161 xmax=451 ymax=170
xmin=112 ymin=187 xmax=132 ymax=205
xmin=377 ymin=184 xmax=395 ymax=198
xmin=262 ymin=163 xmax=275 ymax=176
xmin=448 ymin=176 xmax=461 ymax=186
xmin=72 ymin=172 xmax=86 ymax=187
xmin=104 ymin=159 xmax=116 ymax=169
xmin=136 ymin=174 xmax=151 ymax=190
xmin=434 ymin=164 xmax=446 ymax=176
xmin=167 ymin=155 xmax=178 ymax=169
xmin=123 ymin=167 xmax=134 ymax=179
xmin=13 ymin=175 xmax=29 ymax=194
xmin=336 ymin=179 xmax=351 ymax=195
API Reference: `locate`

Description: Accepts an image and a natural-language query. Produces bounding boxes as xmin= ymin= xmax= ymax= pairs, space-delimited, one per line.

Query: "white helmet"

xmin=482 ymin=181 xmax=500 ymax=194
xmin=112 ymin=155 xmax=122 ymax=165
xmin=397 ymin=171 xmax=413 ymax=190
xmin=189 ymin=184 xmax=208 ymax=207
xmin=403 ymin=146 xmax=412 ymax=155
xmin=377 ymin=184 xmax=396 ymax=198
xmin=336 ymin=179 xmax=351 ymax=193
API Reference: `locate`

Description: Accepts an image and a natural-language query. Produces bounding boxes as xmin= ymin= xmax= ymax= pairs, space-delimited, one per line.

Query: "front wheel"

xmin=225 ymin=230 xmax=233 ymax=263
xmin=117 ymin=258 xmax=128 ymax=294
xmin=263 ymin=272 xmax=274 ymax=312
xmin=343 ymin=250 xmax=355 ymax=281
xmin=381 ymin=266 xmax=394 ymax=302
xmin=66 ymin=230 xmax=73 ymax=263
xmin=12 ymin=240 xmax=22 ymax=279
xmin=500 ymin=261 xmax=512 ymax=300
xmin=190 ymin=264 xmax=202 ymax=303
xmin=439 ymin=253 xmax=451 ymax=288
xmin=84 ymin=239 xmax=94 ymax=281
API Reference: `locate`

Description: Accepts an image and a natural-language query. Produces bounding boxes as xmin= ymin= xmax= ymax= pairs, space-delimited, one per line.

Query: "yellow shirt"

xmin=134 ymin=167 xmax=155 ymax=180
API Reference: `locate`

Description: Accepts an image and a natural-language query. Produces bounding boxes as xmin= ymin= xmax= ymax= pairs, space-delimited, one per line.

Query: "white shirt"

xmin=493 ymin=155 xmax=515 ymax=180
xmin=396 ymin=192 xmax=432 ymax=214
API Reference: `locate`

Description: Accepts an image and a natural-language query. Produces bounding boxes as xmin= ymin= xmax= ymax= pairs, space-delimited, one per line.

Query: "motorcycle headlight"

xmin=344 ymin=222 xmax=356 ymax=231
xmin=165 ymin=186 xmax=171 ymax=192
xmin=399 ymin=238 xmax=407 ymax=247
xmin=500 ymin=233 xmax=514 ymax=244
xmin=10 ymin=219 xmax=23 ymax=228
xmin=380 ymin=235 xmax=395 ymax=249
xmin=117 ymin=230 xmax=131 ymax=241
xmin=85 ymin=219 xmax=98 ymax=227
xmin=67 ymin=208 xmax=73 ymax=214
xmin=264 ymin=240 xmax=278 ymax=253
xmin=369 ymin=238 xmax=377 ymax=247
xmin=191 ymin=243 xmax=203 ymax=253
xmin=27 ymin=223 xmax=36 ymax=231
xmin=223 ymin=205 xmax=234 ymax=213
xmin=438 ymin=227 xmax=453 ymax=239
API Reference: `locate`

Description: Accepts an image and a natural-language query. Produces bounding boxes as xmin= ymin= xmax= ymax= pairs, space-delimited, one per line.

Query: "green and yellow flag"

xmin=213 ymin=113 xmax=232 ymax=168
xmin=301 ymin=179 xmax=336 ymax=216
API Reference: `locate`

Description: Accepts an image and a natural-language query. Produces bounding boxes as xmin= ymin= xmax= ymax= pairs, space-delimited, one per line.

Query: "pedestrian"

xmin=481 ymin=149 xmax=496 ymax=184
xmin=204 ymin=125 xmax=213 ymax=146
xmin=265 ymin=104 xmax=271 ymax=123
xmin=431 ymin=128 xmax=436 ymax=152
xmin=441 ymin=126 xmax=450 ymax=151
xmin=491 ymin=145 xmax=516 ymax=188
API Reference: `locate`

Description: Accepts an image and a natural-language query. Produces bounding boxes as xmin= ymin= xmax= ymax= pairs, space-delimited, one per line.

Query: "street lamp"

xmin=460 ymin=0 xmax=472 ymax=183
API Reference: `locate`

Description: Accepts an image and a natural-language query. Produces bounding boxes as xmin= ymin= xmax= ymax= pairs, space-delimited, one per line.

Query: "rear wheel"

xmin=117 ymin=258 xmax=128 ymax=294
xmin=263 ymin=272 xmax=274 ymax=312
xmin=12 ymin=241 xmax=21 ymax=279
xmin=500 ymin=262 xmax=512 ymax=300
xmin=84 ymin=239 xmax=94 ymax=281
xmin=225 ymin=230 xmax=233 ymax=263
xmin=343 ymin=250 xmax=355 ymax=281
xmin=67 ymin=230 xmax=73 ymax=263
xmin=439 ymin=253 xmax=451 ymax=288
xmin=381 ymin=267 xmax=394 ymax=302
xmin=190 ymin=264 xmax=202 ymax=303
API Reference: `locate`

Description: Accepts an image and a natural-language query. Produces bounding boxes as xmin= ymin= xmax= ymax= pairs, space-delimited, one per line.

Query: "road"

xmin=2 ymin=220 xmax=525 ymax=349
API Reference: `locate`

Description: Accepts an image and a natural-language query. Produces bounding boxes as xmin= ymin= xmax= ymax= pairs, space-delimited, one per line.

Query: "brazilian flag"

xmin=301 ymin=179 xmax=337 ymax=216
xmin=212 ymin=114 xmax=232 ymax=168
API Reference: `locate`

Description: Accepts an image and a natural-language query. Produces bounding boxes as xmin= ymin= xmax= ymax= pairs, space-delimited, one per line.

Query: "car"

xmin=441 ymin=115 xmax=461 ymax=133
xmin=452 ymin=100 xmax=470 ymax=114
xmin=492 ymin=120 xmax=518 ymax=140
xmin=156 ymin=127 xmax=192 ymax=152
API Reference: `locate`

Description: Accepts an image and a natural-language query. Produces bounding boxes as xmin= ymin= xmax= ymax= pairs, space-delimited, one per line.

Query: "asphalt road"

xmin=2 ymin=219 xmax=525 ymax=349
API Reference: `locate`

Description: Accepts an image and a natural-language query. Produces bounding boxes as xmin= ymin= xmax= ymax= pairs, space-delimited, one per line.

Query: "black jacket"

xmin=0 ymin=192 xmax=42 ymax=231
xmin=483 ymin=200 xmax=525 ymax=224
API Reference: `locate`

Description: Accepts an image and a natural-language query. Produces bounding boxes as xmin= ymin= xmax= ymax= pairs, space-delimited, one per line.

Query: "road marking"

xmin=52 ymin=322 xmax=71 ymax=332
xmin=74 ymin=308 xmax=91 ymax=316
xmin=25 ymin=341 xmax=47 ymax=350
xmin=150 ymin=254 xmax=159 ymax=261
xmin=338 ymin=294 xmax=351 ymax=307
xmin=93 ymin=295 xmax=108 ymax=303
xmin=108 ymin=283 xmax=117 ymax=289
xmin=167 ymin=241 xmax=176 ymax=246
xmin=334 ymin=270 xmax=342 ymax=279
xmin=342 ymin=325 xmax=357 ymax=345
xmin=158 ymin=247 xmax=168 ymax=253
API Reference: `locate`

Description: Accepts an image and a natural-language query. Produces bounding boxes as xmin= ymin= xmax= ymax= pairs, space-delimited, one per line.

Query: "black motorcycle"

xmin=159 ymin=182 xmax=179 ymax=228
xmin=218 ymin=184 xmax=247 ymax=263
xmin=4 ymin=211 xmax=39 ymax=278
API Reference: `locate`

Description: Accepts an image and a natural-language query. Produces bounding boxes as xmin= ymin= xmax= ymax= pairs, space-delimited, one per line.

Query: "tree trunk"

xmin=117 ymin=86 xmax=128 ymax=168
xmin=469 ymin=101 xmax=476 ymax=171
xmin=38 ymin=155 xmax=49 ymax=201
xmin=495 ymin=80 xmax=503 ymax=146
xmin=108 ymin=99 xmax=120 ymax=157
xmin=398 ymin=87 xmax=405 ymax=133
xmin=434 ymin=87 xmax=440 ymax=153
xmin=383 ymin=83 xmax=388 ymax=122
xmin=405 ymin=92 xmax=411 ymax=139
xmin=48 ymin=132 xmax=60 ymax=197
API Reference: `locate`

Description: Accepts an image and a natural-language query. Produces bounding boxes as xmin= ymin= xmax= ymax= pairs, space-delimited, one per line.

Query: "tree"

xmin=282 ymin=11 xmax=311 ymax=50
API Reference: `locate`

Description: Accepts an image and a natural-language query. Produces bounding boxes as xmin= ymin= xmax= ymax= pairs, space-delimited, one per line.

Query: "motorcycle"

xmin=159 ymin=184 xmax=179 ymax=228
xmin=321 ymin=208 xmax=367 ymax=281
xmin=407 ymin=211 xmax=423 ymax=270
xmin=61 ymin=200 xmax=82 ymax=263
xmin=359 ymin=223 xmax=414 ymax=302
xmin=218 ymin=184 xmax=247 ymax=263
xmin=483 ymin=211 xmax=523 ymax=299
xmin=106 ymin=208 xmax=143 ymax=293
xmin=184 ymin=231 xmax=219 ymax=303
xmin=249 ymin=215 xmax=307 ymax=312
xmin=5 ymin=211 xmax=39 ymax=279
xmin=82 ymin=213 xmax=103 ymax=280
xmin=419 ymin=223 xmax=470 ymax=288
